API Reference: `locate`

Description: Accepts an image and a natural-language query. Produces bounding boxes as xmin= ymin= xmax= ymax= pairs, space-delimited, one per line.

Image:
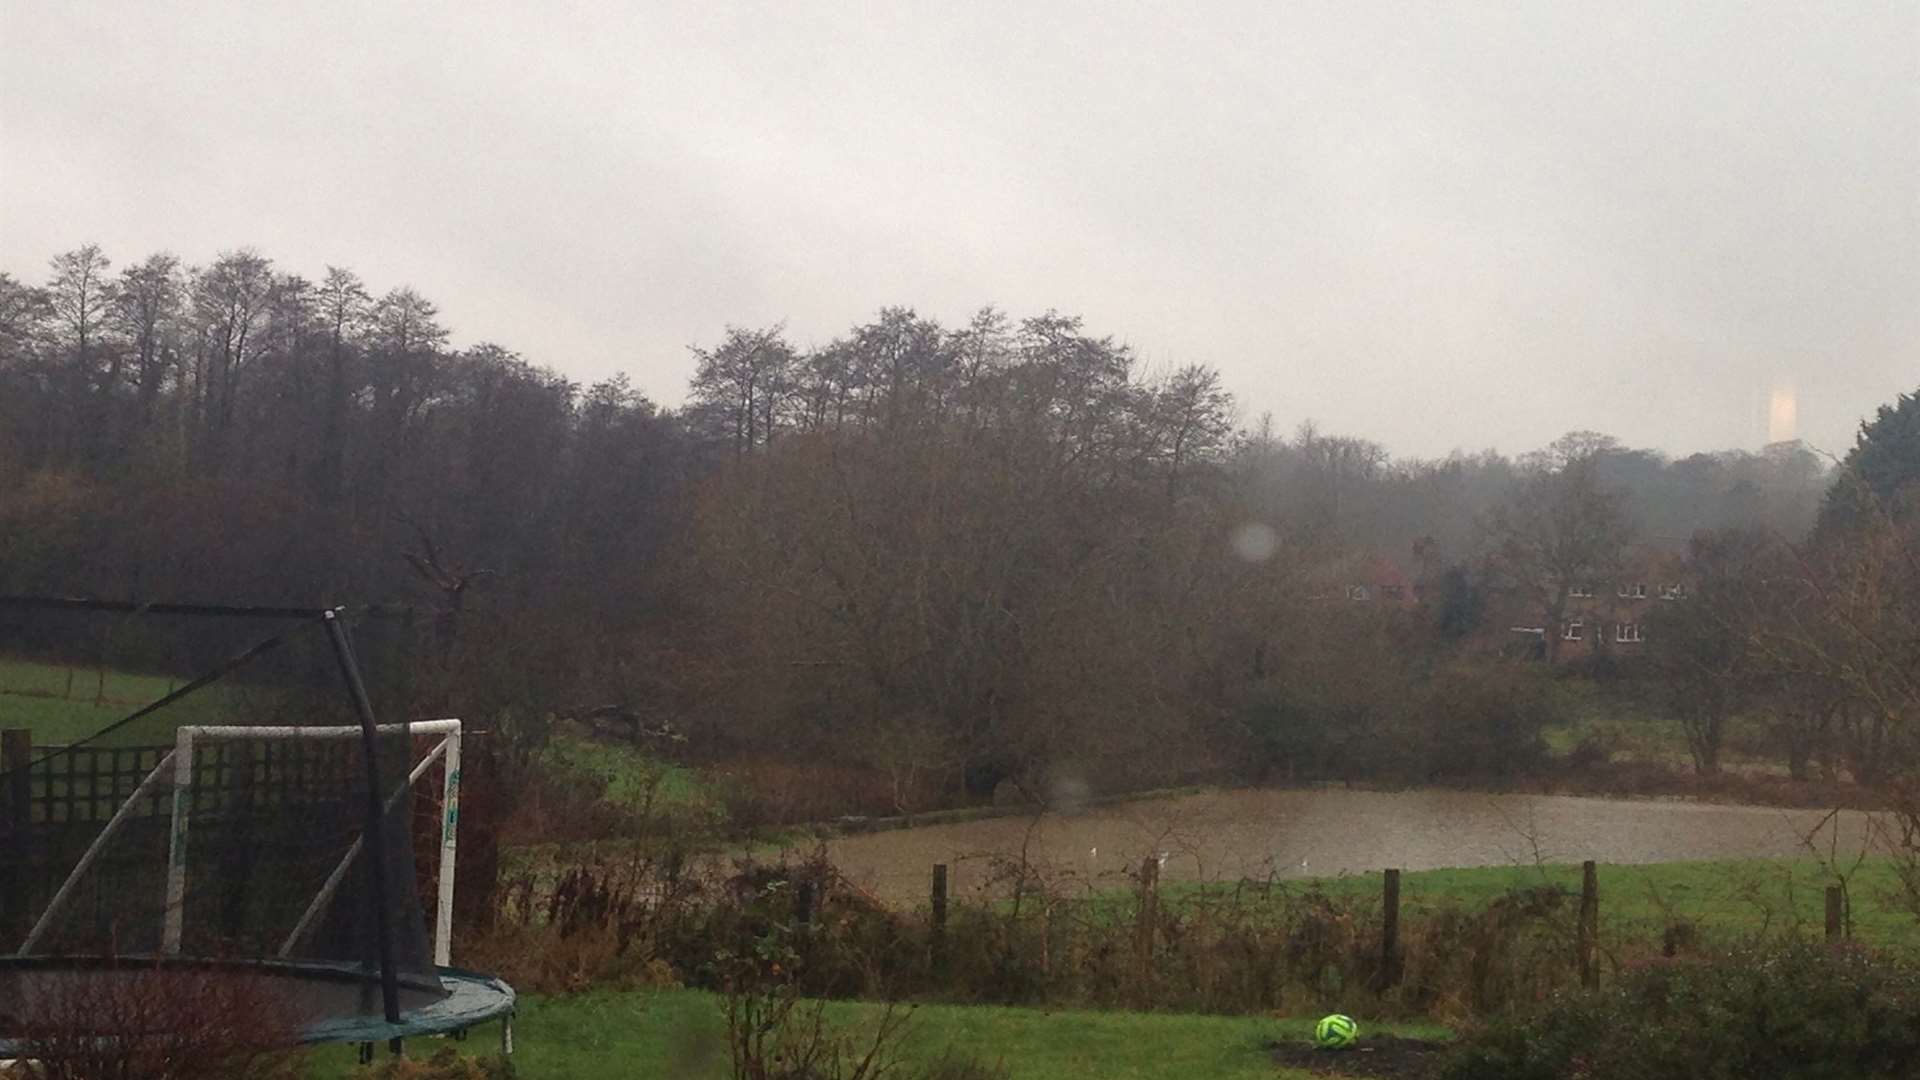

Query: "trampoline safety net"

xmin=0 ymin=599 xmax=444 ymax=1012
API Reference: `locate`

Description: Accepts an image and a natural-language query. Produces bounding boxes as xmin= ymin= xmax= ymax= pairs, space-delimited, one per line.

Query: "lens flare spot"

xmin=1230 ymin=522 xmax=1279 ymax=563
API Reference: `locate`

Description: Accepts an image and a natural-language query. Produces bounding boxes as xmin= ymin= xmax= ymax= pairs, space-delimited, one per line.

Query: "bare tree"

xmin=1488 ymin=433 xmax=1637 ymax=662
xmin=1642 ymin=529 xmax=1775 ymax=774
xmin=113 ymin=253 xmax=184 ymax=432
xmin=46 ymin=244 xmax=117 ymax=462
xmin=688 ymin=323 xmax=796 ymax=456
xmin=315 ymin=266 xmax=370 ymax=500
xmin=364 ymin=285 xmax=449 ymax=500
xmin=188 ymin=249 xmax=276 ymax=467
xmin=1142 ymin=364 xmax=1233 ymax=503
xmin=0 ymin=272 xmax=52 ymax=465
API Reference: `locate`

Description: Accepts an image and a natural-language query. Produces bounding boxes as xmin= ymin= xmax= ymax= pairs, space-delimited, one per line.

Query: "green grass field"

xmin=1541 ymin=680 xmax=1694 ymax=762
xmin=1539 ymin=681 xmax=1792 ymax=777
xmin=310 ymin=989 xmax=1450 ymax=1079
xmin=0 ymin=656 xmax=329 ymax=748
xmin=0 ymin=657 xmax=190 ymax=744
xmin=540 ymin=734 xmax=712 ymax=811
xmin=1144 ymin=857 xmax=1918 ymax=954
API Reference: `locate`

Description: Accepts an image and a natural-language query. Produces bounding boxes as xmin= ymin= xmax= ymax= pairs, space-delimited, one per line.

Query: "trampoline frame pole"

xmin=322 ymin=609 xmax=403 ymax=1030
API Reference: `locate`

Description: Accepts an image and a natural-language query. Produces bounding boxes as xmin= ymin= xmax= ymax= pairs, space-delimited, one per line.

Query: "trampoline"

xmin=0 ymin=598 xmax=517 ymax=1060
xmin=0 ymin=958 xmax=515 ymax=1054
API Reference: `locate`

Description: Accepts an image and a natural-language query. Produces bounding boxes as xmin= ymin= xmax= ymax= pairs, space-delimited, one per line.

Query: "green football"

xmin=1314 ymin=1013 xmax=1359 ymax=1049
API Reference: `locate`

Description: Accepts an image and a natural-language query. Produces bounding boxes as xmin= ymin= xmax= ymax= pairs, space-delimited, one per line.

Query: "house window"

xmin=1380 ymin=584 xmax=1404 ymax=601
xmin=1618 ymin=583 xmax=1648 ymax=599
xmin=1659 ymin=584 xmax=1687 ymax=601
xmin=1346 ymin=585 xmax=1370 ymax=601
xmin=1563 ymin=621 xmax=1584 ymax=641
xmin=1568 ymin=584 xmax=1594 ymax=598
xmin=1616 ymin=622 xmax=1643 ymax=643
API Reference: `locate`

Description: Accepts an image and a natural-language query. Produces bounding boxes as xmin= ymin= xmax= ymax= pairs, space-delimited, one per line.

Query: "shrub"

xmin=481 ymin=841 xmax=713 ymax=994
xmin=1237 ymin=675 xmax=1411 ymax=783
xmin=1441 ymin=941 xmax=1920 ymax=1080
xmin=712 ymin=920 xmax=1006 ymax=1080
xmin=713 ymin=760 xmax=917 ymax=831
xmin=1414 ymin=662 xmax=1560 ymax=781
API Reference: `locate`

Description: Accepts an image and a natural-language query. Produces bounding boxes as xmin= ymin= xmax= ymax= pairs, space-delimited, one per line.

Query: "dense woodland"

xmin=5 ymin=243 xmax=1915 ymax=808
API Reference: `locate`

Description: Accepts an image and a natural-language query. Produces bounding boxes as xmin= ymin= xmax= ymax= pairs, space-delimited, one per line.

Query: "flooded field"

xmin=818 ymin=787 xmax=1879 ymax=905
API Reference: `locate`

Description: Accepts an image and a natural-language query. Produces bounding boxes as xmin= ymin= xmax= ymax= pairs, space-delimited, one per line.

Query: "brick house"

xmin=1322 ymin=551 xmax=1421 ymax=608
xmin=1501 ymin=542 xmax=1690 ymax=662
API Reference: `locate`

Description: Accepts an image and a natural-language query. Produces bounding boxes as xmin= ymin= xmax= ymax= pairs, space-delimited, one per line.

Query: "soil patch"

xmin=1270 ymin=1035 xmax=1450 ymax=1079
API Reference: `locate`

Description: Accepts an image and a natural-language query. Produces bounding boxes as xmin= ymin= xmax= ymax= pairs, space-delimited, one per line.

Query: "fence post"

xmin=930 ymin=864 xmax=948 ymax=977
xmin=795 ymin=879 xmax=816 ymax=927
xmin=1378 ymin=868 xmax=1402 ymax=990
xmin=1578 ymin=860 xmax=1599 ymax=990
xmin=1136 ymin=855 xmax=1159 ymax=968
xmin=1825 ymin=886 xmax=1844 ymax=941
xmin=2 ymin=730 xmax=32 ymax=944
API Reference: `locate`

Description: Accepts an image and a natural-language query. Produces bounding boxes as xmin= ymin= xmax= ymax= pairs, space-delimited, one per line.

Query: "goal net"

xmin=0 ymin=599 xmax=453 ymax=1013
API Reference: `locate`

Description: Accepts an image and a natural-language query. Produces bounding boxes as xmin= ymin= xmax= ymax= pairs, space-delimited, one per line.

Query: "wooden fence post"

xmin=1825 ymin=886 xmax=1844 ymax=941
xmin=1578 ymin=860 xmax=1599 ymax=990
xmin=2 ymin=730 xmax=32 ymax=944
xmin=930 ymin=864 xmax=948 ymax=977
xmin=1379 ymin=868 xmax=1402 ymax=990
xmin=795 ymin=879 xmax=816 ymax=927
xmin=1136 ymin=855 xmax=1159 ymax=967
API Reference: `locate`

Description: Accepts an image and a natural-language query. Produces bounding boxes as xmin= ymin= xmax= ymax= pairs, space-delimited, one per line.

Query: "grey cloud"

xmin=3 ymin=0 xmax=1913 ymax=459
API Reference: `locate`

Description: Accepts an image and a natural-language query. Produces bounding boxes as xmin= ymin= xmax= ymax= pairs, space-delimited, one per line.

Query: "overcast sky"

xmin=2 ymin=1 xmax=1914 ymax=460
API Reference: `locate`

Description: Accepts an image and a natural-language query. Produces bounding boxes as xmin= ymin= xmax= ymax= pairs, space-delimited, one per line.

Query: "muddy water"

xmin=818 ymin=787 xmax=1878 ymax=905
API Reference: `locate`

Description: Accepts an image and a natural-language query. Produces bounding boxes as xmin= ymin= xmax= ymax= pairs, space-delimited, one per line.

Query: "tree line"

xmin=2 ymin=242 xmax=1890 ymax=807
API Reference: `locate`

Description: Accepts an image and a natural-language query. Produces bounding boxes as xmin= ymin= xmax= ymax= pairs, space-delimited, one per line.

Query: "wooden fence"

xmin=911 ymin=854 xmax=1854 ymax=994
xmin=0 ymin=728 xmax=371 ymax=950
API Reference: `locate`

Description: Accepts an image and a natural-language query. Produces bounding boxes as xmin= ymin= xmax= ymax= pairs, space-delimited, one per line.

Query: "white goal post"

xmin=18 ymin=719 xmax=463 ymax=968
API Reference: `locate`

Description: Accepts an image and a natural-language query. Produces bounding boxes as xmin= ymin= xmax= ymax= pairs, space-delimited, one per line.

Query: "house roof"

xmin=1308 ymin=550 xmax=1420 ymax=605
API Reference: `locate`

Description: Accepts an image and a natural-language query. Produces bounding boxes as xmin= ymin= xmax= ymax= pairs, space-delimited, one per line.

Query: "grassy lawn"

xmin=0 ymin=656 xmax=369 ymax=749
xmin=1539 ymin=681 xmax=1795 ymax=777
xmin=541 ymin=734 xmax=712 ymax=811
xmin=0 ymin=657 xmax=193 ymax=744
xmin=1541 ymin=680 xmax=1695 ymax=763
xmin=0 ymin=656 xmax=182 ymax=705
xmin=310 ymin=989 xmax=1448 ymax=1079
xmin=0 ymin=692 xmax=134 ymax=744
